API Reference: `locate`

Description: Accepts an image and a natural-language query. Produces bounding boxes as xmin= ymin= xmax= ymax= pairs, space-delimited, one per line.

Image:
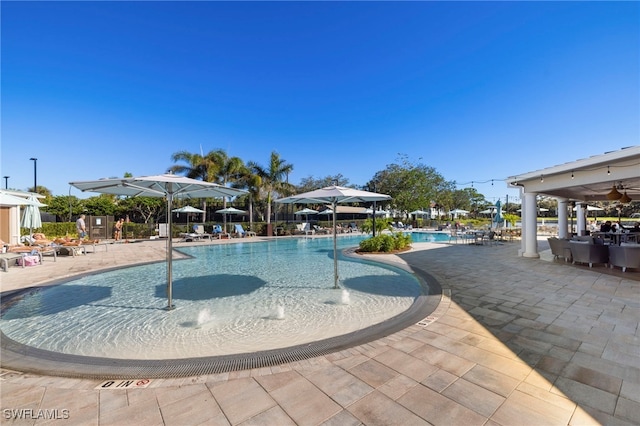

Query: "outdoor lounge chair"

xmin=233 ymin=224 xmax=256 ymax=238
xmin=193 ymin=225 xmax=212 ymax=240
xmin=300 ymin=223 xmax=314 ymax=236
xmin=0 ymin=253 xmax=23 ymax=272
xmin=313 ymin=225 xmax=330 ymax=234
xmin=212 ymin=224 xmax=230 ymax=239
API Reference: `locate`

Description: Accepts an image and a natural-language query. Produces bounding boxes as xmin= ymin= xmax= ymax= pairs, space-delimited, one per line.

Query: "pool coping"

xmin=0 ymin=246 xmax=444 ymax=379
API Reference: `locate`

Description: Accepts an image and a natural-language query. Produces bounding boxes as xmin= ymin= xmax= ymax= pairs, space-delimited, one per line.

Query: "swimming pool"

xmin=0 ymin=234 xmax=442 ymax=362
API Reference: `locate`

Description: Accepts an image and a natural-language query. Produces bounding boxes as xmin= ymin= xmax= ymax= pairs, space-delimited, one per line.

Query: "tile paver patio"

xmin=1 ymin=235 xmax=638 ymax=425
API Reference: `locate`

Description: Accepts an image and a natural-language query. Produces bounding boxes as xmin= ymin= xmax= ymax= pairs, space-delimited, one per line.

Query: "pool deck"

xmin=1 ymin=235 xmax=638 ymax=425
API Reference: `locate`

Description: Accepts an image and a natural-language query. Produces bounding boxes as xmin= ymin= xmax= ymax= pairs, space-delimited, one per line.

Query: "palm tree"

xmin=235 ymin=166 xmax=262 ymax=231
xmin=169 ymin=151 xmax=211 ymax=180
xmin=213 ymin=152 xmax=245 ymax=209
xmin=170 ymin=150 xmax=224 ymax=222
xmin=248 ymin=151 xmax=294 ymax=229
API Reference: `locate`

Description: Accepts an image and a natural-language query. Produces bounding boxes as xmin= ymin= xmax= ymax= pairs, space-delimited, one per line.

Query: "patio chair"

xmin=547 ymin=237 xmax=572 ymax=262
xmin=483 ymin=230 xmax=498 ymax=246
xmin=608 ymin=244 xmax=640 ymax=272
xmin=448 ymin=229 xmax=461 ymax=244
xmin=569 ymin=241 xmax=609 ymax=268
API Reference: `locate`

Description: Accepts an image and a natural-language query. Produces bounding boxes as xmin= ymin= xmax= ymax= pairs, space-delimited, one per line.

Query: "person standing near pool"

xmin=113 ymin=218 xmax=124 ymax=241
xmin=76 ymin=214 xmax=87 ymax=240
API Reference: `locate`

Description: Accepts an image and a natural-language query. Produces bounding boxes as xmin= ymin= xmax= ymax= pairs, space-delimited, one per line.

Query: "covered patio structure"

xmin=506 ymin=146 xmax=640 ymax=258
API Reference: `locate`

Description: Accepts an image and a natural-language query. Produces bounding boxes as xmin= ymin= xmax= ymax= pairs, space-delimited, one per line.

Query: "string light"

xmin=607 ymin=166 xmax=611 ymax=175
xmin=571 ymin=171 xmax=574 ymax=179
xmin=540 ymin=175 xmax=544 ymax=183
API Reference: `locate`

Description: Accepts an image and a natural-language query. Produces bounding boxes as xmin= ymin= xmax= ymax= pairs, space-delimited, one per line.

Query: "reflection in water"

xmin=1 ymin=236 xmax=424 ymax=359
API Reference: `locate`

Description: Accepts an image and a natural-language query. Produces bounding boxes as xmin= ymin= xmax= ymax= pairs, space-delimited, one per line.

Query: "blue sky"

xmin=2 ymin=1 xmax=638 ymax=203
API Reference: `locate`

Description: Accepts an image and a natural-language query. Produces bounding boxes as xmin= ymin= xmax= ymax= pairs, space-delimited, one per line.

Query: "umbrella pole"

xmin=333 ymin=200 xmax=339 ymax=289
xmin=165 ymin=192 xmax=175 ymax=310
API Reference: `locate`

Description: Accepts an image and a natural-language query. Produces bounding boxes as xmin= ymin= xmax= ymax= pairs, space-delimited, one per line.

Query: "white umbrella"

xmin=277 ymin=185 xmax=391 ymax=289
xmin=70 ymin=173 xmax=247 ymax=310
xmin=172 ymin=205 xmax=205 ymax=231
xmin=448 ymin=209 xmax=469 ymax=219
xmin=0 ymin=191 xmax=44 ymax=206
xmin=294 ymin=207 xmax=319 ymax=223
xmin=517 ymin=207 xmax=549 ymax=212
xmin=365 ymin=208 xmax=389 ymax=215
xmin=573 ymin=205 xmax=604 ymax=211
xmin=20 ymin=194 xmax=46 ymax=235
xmin=216 ymin=207 xmax=247 ymax=233
xmin=573 ymin=204 xmax=605 ymax=220
xmin=318 ymin=208 xmax=334 ymax=225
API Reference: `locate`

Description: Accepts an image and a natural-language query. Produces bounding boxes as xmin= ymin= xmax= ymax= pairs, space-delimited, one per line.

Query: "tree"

xmin=368 ymin=155 xmax=453 ymax=217
xmin=234 ymin=166 xmax=262 ymax=230
xmin=296 ymin=174 xmax=350 ymax=193
xmin=83 ymin=195 xmax=118 ymax=216
xmin=248 ymin=151 xmax=294 ymax=225
xmin=213 ymin=152 xmax=245 ymax=209
xmin=29 ymin=185 xmax=52 ymax=197
xmin=169 ymin=149 xmax=228 ymax=222
xmin=169 ymin=151 xmax=214 ymax=181
xmin=118 ymin=196 xmax=165 ymax=224
xmin=42 ymin=195 xmax=83 ymax=222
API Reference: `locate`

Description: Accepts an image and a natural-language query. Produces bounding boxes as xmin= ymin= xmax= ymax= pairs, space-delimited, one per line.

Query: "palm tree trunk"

xmin=202 ymin=200 xmax=207 ymax=223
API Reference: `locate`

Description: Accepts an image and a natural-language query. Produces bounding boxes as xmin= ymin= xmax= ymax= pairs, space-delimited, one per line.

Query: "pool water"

xmin=1 ymin=234 xmax=443 ymax=360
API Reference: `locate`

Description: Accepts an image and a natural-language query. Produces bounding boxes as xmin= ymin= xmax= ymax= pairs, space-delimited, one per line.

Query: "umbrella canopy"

xmin=70 ymin=173 xmax=247 ymax=310
xmin=20 ymin=194 xmax=45 ymax=234
xmin=448 ymin=209 xmax=469 ymax=214
xmin=172 ymin=205 xmax=205 ymax=231
xmin=0 ymin=191 xmax=45 ymax=206
xmin=276 ymin=185 xmax=391 ymax=289
xmin=172 ymin=205 xmax=205 ymax=213
xmin=215 ymin=207 xmax=247 ymax=214
xmin=448 ymin=209 xmax=469 ymax=219
xmin=479 ymin=207 xmax=496 ymax=215
xmin=365 ymin=208 xmax=389 ymax=215
xmin=294 ymin=207 xmax=319 ymax=215
xmin=294 ymin=207 xmax=319 ymax=223
xmin=573 ymin=205 xmax=604 ymax=211
xmin=216 ymin=207 xmax=247 ymax=233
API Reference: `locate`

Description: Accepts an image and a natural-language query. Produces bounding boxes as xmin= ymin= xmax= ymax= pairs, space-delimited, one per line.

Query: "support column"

xmin=523 ymin=191 xmax=540 ymax=258
xmin=576 ymin=202 xmax=587 ymax=236
xmin=557 ymin=198 xmax=569 ymax=239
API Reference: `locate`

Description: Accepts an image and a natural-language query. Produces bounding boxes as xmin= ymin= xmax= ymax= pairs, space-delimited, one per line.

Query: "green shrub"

xmin=358 ymin=232 xmax=412 ymax=253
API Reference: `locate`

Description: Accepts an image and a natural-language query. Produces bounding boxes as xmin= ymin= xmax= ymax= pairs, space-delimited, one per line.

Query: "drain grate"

xmin=1 ymin=263 xmax=443 ymax=379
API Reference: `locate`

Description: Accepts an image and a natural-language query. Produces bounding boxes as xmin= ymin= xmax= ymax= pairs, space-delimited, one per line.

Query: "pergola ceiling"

xmin=506 ymin=146 xmax=640 ymax=203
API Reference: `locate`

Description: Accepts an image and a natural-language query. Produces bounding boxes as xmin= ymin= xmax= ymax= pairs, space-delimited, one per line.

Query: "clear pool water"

xmin=1 ymin=233 xmax=446 ymax=360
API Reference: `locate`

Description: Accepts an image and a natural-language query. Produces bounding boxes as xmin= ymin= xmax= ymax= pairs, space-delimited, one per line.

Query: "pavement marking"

xmin=95 ymin=379 xmax=152 ymax=389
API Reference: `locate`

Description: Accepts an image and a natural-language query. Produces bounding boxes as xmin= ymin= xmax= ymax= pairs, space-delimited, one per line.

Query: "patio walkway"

xmin=1 ymin=237 xmax=638 ymax=425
